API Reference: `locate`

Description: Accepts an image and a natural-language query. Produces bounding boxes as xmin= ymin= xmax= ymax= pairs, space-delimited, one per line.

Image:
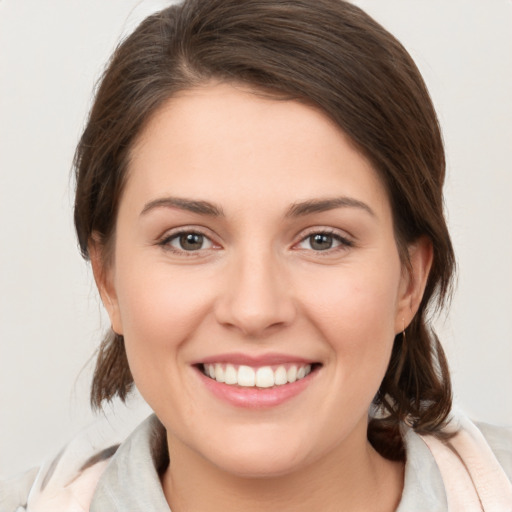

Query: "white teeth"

xmin=203 ymin=363 xmax=314 ymax=388
xmin=214 ymin=363 xmax=225 ymax=383
xmin=287 ymin=366 xmax=297 ymax=383
xmin=255 ymin=367 xmax=275 ymax=388
xmin=238 ymin=365 xmax=255 ymax=387
xmin=224 ymin=364 xmax=237 ymax=384
xmin=274 ymin=366 xmax=287 ymax=385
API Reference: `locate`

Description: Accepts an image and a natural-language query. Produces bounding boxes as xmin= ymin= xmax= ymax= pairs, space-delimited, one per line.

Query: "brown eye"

xmin=296 ymin=231 xmax=353 ymax=252
xmin=309 ymin=233 xmax=334 ymax=251
xmin=179 ymin=233 xmax=205 ymax=251
xmin=163 ymin=231 xmax=214 ymax=252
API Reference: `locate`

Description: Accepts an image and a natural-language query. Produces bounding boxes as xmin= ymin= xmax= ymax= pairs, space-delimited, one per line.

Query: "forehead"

xmin=125 ymin=82 xmax=390 ymax=218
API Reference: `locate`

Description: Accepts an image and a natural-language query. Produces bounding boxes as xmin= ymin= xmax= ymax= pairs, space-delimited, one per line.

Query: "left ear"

xmin=395 ymin=236 xmax=433 ymax=333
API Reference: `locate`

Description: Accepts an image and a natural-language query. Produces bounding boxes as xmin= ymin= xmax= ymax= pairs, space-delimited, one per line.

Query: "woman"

xmin=2 ymin=0 xmax=511 ymax=510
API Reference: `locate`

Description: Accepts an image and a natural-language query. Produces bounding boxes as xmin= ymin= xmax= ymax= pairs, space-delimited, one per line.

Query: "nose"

xmin=214 ymin=248 xmax=296 ymax=337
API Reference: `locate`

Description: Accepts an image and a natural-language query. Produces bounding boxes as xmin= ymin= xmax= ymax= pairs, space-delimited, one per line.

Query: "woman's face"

xmin=95 ymin=83 xmax=430 ymax=477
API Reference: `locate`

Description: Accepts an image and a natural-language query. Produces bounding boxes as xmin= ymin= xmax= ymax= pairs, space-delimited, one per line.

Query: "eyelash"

xmin=158 ymin=228 xmax=218 ymax=256
xmin=157 ymin=228 xmax=354 ymax=255
xmin=294 ymin=229 xmax=354 ymax=254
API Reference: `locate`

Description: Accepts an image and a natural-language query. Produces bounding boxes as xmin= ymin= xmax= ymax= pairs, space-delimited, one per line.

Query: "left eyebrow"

xmin=140 ymin=197 xmax=225 ymax=217
xmin=285 ymin=197 xmax=375 ymax=218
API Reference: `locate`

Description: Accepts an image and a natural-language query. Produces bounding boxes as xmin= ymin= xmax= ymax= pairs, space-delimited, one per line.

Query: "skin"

xmin=91 ymin=83 xmax=432 ymax=512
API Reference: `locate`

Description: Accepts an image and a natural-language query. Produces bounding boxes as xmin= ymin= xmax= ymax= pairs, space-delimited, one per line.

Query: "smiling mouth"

xmin=199 ymin=363 xmax=320 ymax=389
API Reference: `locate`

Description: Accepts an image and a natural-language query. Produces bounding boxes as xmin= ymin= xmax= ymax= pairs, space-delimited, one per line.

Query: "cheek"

xmin=298 ymin=262 xmax=401 ymax=377
xmin=114 ymin=257 xmax=214 ymax=366
xmin=302 ymin=262 xmax=400 ymax=332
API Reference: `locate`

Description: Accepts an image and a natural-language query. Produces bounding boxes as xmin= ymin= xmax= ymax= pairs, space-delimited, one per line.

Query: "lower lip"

xmin=196 ymin=367 xmax=317 ymax=409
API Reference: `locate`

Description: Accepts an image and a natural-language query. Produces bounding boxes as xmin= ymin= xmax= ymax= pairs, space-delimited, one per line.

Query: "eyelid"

xmin=157 ymin=226 xmax=222 ymax=254
xmin=293 ymin=227 xmax=354 ymax=251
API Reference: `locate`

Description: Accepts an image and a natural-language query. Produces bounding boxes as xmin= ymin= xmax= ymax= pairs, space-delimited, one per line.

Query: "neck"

xmin=161 ymin=425 xmax=404 ymax=512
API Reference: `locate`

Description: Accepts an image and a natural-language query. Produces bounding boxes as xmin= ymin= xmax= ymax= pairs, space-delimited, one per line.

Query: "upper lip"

xmin=192 ymin=352 xmax=318 ymax=366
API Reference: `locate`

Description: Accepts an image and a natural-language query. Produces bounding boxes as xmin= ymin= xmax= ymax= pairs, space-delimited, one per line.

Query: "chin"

xmin=214 ymin=450 xmax=307 ymax=479
xmin=200 ymin=429 xmax=316 ymax=479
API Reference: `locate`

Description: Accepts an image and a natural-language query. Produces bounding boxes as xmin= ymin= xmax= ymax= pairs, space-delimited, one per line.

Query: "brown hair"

xmin=74 ymin=0 xmax=455 ymax=459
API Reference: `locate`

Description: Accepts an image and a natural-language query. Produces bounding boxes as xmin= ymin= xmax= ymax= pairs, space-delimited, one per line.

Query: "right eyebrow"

xmin=140 ymin=197 xmax=225 ymax=217
xmin=285 ymin=196 xmax=375 ymax=218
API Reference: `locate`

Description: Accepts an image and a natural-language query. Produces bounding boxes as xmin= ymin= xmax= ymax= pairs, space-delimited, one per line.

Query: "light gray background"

xmin=1 ymin=0 xmax=511 ymax=477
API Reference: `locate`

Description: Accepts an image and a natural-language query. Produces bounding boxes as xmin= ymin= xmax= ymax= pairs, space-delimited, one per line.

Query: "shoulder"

xmin=0 ymin=427 xmax=121 ymax=512
xmin=0 ymin=467 xmax=39 ymax=512
xmin=418 ymin=412 xmax=512 ymax=509
xmin=476 ymin=421 xmax=512 ymax=479
xmin=0 ymin=445 xmax=119 ymax=512
xmin=0 ymin=412 xmax=156 ymax=512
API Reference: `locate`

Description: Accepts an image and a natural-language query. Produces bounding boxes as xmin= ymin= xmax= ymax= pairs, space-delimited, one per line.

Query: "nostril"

xmin=213 ymin=270 xmax=296 ymax=335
